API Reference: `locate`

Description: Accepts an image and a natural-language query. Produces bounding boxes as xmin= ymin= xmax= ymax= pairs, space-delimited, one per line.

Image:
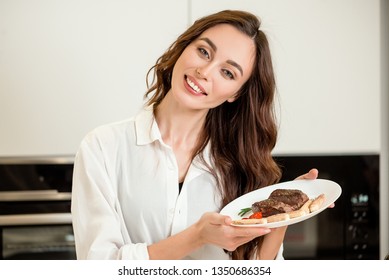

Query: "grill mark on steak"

xmin=251 ymin=189 xmax=309 ymax=217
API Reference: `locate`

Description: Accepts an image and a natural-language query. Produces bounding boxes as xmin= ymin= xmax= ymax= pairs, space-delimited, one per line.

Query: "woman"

xmin=71 ymin=10 xmax=318 ymax=260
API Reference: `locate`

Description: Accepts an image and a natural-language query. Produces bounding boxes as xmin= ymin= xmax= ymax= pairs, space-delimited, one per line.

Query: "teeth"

xmin=186 ymin=77 xmax=203 ymax=94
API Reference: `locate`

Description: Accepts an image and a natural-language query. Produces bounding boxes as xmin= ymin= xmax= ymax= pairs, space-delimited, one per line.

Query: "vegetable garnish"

xmin=249 ymin=212 xmax=263 ymax=219
xmin=238 ymin=207 xmax=252 ymax=217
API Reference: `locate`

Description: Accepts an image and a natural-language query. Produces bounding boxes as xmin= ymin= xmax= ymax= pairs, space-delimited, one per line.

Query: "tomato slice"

xmin=249 ymin=212 xmax=263 ymax=219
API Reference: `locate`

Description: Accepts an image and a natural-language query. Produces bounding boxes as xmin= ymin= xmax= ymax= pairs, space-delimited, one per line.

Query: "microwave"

xmin=274 ymin=154 xmax=380 ymax=260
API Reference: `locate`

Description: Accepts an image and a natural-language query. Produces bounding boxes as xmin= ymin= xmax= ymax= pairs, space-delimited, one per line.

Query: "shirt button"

xmin=167 ymin=161 xmax=175 ymax=170
xmin=167 ymin=164 xmax=174 ymax=170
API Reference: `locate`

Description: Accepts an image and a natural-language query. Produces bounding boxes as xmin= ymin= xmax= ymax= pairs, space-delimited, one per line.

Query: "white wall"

xmin=190 ymin=0 xmax=381 ymax=155
xmin=0 ymin=0 xmax=188 ymax=156
xmin=0 ymin=0 xmax=382 ymax=156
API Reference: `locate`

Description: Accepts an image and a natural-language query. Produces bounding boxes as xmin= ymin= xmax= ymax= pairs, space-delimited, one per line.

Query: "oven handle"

xmin=0 ymin=190 xmax=71 ymax=201
xmin=0 ymin=213 xmax=72 ymax=226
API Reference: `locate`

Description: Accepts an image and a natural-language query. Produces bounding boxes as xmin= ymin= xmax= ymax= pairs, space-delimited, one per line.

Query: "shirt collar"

xmin=135 ymin=105 xmax=162 ymax=145
xmin=134 ymin=105 xmax=214 ymax=181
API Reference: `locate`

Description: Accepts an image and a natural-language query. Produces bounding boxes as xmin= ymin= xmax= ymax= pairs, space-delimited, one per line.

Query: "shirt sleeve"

xmin=71 ymin=131 xmax=150 ymax=260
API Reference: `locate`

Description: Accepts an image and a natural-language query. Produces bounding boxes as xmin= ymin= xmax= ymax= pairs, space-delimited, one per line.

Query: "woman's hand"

xmin=148 ymin=212 xmax=271 ymax=259
xmin=294 ymin=168 xmax=334 ymax=208
xmin=194 ymin=212 xmax=271 ymax=252
xmin=294 ymin=168 xmax=318 ymax=180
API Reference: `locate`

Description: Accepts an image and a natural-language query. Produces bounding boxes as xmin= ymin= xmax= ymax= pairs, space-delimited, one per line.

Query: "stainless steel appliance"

xmin=275 ymin=154 xmax=380 ymax=260
xmin=0 ymin=157 xmax=76 ymax=259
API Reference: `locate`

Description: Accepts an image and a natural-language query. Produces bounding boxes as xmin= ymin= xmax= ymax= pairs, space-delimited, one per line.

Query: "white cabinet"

xmin=190 ymin=0 xmax=381 ymax=154
xmin=0 ymin=0 xmax=188 ymax=156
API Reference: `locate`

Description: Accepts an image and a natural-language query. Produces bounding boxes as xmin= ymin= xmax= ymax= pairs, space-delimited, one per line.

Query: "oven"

xmin=275 ymin=154 xmax=380 ymax=260
xmin=0 ymin=157 xmax=76 ymax=259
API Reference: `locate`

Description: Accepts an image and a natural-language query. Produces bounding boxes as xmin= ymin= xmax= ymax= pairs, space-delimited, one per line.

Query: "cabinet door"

xmin=190 ymin=0 xmax=380 ymax=154
xmin=0 ymin=0 xmax=188 ymax=156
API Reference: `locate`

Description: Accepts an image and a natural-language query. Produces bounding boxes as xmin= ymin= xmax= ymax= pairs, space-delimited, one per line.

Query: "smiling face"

xmin=169 ymin=24 xmax=256 ymax=111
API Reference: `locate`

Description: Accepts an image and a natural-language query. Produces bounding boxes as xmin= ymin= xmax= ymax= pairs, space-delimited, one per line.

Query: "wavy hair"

xmin=145 ymin=10 xmax=281 ymax=260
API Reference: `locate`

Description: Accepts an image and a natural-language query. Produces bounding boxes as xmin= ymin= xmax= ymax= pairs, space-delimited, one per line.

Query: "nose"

xmin=195 ymin=65 xmax=210 ymax=81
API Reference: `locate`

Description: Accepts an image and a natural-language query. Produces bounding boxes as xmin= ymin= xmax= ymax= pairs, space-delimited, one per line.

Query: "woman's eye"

xmin=222 ymin=69 xmax=235 ymax=80
xmin=198 ymin=48 xmax=210 ymax=59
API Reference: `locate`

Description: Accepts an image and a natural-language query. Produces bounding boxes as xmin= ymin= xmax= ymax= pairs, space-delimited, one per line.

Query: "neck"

xmin=154 ymin=93 xmax=208 ymax=150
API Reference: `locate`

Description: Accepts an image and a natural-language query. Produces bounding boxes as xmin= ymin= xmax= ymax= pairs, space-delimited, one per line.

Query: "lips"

xmin=185 ymin=75 xmax=207 ymax=96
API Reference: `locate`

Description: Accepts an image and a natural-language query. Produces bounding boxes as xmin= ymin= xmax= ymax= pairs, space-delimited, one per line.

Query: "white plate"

xmin=220 ymin=179 xmax=342 ymax=228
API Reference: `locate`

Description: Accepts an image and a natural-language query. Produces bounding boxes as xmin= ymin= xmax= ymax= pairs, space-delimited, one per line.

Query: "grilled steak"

xmin=252 ymin=198 xmax=294 ymax=217
xmin=251 ymin=189 xmax=309 ymax=217
xmin=269 ymin=189 xmax=309 ymax=210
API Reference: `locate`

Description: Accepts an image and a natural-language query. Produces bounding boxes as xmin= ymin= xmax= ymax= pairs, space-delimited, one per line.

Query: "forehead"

xmin=197 ymin=24 xmax=256 ymax=77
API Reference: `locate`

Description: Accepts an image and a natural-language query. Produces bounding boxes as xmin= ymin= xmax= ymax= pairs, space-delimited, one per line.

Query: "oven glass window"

xmin=2 ymin=225 xmax=76 ymax=260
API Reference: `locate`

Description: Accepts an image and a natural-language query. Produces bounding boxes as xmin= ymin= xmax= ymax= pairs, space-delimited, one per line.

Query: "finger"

xmin=227 ymin=227 xmax=272 ymax=251
xmin=295 ymin=168 xmax=318 ymax=180
xmin=307 ymin=168 xmax=319 ymax=179
xmin=207 ymin=212 xmax=232 ymax=226
xmin=224 ymin=216 xmax=232 ymax=225
xmin=234 ymin=227 xmax=271 ymax=237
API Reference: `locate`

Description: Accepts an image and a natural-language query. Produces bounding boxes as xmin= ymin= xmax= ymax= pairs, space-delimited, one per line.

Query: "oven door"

xmin=1 ymin=215 xmax=75 ymax=260
xmin=0 ymin=190 xmax=76 ymax=260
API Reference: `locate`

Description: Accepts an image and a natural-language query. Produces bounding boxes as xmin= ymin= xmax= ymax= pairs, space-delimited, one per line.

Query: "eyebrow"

xmin=199 ymin=37 xmax=244 ymax=76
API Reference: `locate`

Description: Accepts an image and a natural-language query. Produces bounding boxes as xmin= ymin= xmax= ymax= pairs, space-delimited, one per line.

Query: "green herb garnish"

xmin=238 ymin=207 xmax=252 ymax=217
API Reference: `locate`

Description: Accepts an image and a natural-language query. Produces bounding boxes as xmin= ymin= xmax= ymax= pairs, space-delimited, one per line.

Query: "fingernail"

xmin=263 ymin=228 xmax=271 ymax=234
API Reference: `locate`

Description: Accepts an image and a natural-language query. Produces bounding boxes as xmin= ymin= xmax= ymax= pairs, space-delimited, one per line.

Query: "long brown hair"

xmin=145 ymin=10 xmax=281 ymax=260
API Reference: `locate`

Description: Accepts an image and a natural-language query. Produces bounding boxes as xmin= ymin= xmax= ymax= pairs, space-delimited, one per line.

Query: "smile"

xmin=185 ymin=76 xmax=207 ymax=96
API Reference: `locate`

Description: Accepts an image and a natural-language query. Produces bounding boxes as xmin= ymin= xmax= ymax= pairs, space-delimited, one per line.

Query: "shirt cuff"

xmin=119 ymin=243 xmax=150 ymax=260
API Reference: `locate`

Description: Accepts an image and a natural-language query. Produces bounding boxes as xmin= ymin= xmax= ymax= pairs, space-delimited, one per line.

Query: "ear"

xmin=227 ymin=93 xmax=239 ymax=103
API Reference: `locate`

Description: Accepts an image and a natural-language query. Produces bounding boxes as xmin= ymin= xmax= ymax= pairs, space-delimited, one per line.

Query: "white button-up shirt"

xmin=71 ymin=106 xmax=283 ymax=260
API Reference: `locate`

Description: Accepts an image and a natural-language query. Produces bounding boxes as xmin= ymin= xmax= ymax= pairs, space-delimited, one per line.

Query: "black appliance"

xmin=0 ymin=157 xmax=76 ymax=260
xmin=275 ymin=154 xmax=380 ymax=260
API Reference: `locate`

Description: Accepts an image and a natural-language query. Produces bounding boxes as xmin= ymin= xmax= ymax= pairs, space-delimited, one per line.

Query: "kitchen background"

xmin=0 ymin=0 xmax=388 ymax=259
